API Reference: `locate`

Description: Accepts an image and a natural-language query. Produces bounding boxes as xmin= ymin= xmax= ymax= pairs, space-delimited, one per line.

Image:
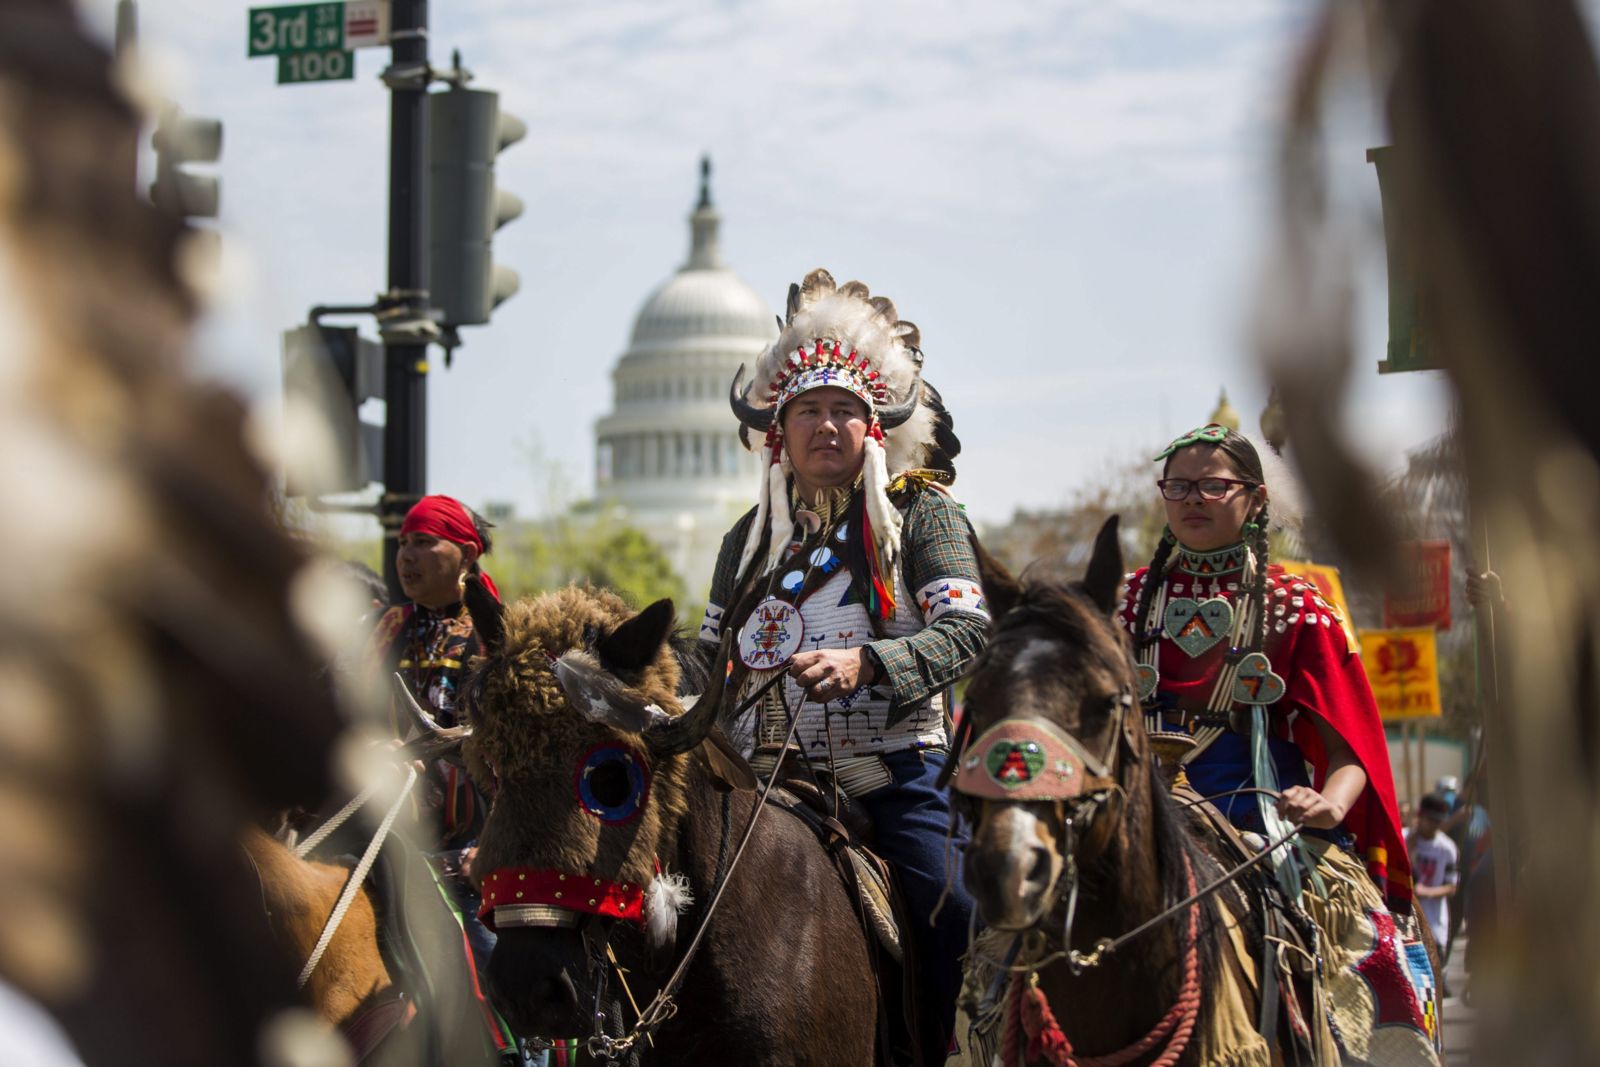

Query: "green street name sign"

xmin=278 ymin=49 xmax=355 ymax=84
xmin=248 ymin=1 xmax=387 ymax=58
xmin=249 ymin=3 xmax=343 ymax=56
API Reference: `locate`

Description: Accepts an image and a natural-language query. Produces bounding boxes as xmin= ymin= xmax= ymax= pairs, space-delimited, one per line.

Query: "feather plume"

xmin=863 ymin=436 xmax=903 ymax=567
xmin=645 ymin=869 xmax=694 ymax=948
xmin=736 ymin=444 xmax=776 ymax=580
xmin=764 ymin=460 xmax=793 ymax=574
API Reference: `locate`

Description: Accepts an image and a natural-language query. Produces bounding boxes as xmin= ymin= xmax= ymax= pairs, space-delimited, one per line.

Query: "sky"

xmin=77 ymin=0 xmax=1456 ymax=530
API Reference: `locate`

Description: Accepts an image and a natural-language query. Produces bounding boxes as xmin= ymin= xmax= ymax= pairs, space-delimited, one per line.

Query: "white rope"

xmin=296 ymin=765 xmax=419 ymax=990
xmin=292 ymin=776 xmax=386 ymax=859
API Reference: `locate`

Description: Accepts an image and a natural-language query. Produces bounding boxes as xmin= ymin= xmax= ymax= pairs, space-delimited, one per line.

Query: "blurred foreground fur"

xmin=0 ymin=2 xmax=344 ymax=1063
xmin=1265 ymin=0 xmax=1600 ymax=1060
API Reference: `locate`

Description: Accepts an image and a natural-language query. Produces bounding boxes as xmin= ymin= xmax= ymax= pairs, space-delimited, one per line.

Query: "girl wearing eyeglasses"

xmin=1119 ymin=424 xmax=1441 ymax=1064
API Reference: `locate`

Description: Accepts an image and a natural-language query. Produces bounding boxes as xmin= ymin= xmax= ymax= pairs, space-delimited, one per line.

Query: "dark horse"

xmin=955 ymin=518 xmax=1274 ymax=1066
xmin=459 ymin=581 xmax=880 ymax=1065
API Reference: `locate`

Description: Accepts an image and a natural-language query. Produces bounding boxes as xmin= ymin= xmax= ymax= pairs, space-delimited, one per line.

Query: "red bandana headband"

xmin=400 ymin=494 xmax=500 ymax=601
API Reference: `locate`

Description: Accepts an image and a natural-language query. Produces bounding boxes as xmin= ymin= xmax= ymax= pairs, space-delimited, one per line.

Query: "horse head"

xmin=954 ymin=516 xmax=1146 ymax=930
xmin=458 ymin=579 xmax=721 ymax=1038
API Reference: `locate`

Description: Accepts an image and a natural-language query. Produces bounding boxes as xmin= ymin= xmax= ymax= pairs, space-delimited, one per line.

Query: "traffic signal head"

xmin=150 ymin=106 xmax=222 ymax=221
xmin=428 ymin=87 xmax=524 ymax=328
xmin=282 ymin=324 xmax=384 ymax=496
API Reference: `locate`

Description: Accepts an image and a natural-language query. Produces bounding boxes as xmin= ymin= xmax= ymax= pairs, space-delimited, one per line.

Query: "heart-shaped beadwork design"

xmin=1135 ymin=663 xmax=1160 ymax=701
xmin=1231 ymin=651 xmax=1286 ymax=705
xmin=1163 ymin=597 xmax=1233 ymax=658
xmin=984 ymin=740 xmax=1046 ymax=789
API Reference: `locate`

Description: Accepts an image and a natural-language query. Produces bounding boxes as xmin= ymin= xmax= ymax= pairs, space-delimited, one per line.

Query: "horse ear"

xmin=973 ymin=536 xmax=1021 ymax=624
xmin=464 ymin=574 xmax=505 ymax=655
xmin=1082 ymin=515 xmax=1123 ymax=616
xmin=598 ymin=598 xmax=676 ymax=673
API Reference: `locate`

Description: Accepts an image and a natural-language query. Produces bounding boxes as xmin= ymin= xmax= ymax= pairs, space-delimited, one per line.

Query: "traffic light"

xmin=150 ymin=105 xmax=222 ymax=222
xmin=427 ymin=86 xmax=525 ymax=328
xmin=282 ymin=324 xmax=385 ymax=496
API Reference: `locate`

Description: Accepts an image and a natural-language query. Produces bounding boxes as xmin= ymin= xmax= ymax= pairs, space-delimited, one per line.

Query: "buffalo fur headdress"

xmin=727 ymin=268 xmax=952 ymax=582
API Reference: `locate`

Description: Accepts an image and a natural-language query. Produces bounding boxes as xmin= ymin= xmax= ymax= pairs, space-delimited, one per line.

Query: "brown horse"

xmin=955 ymin=519 xmax=1274 ymax=1066
xmin=458 ymin=581 xmax=881 ymax=1065
xmin=244 ymin=699 xmax=509 ymax=1067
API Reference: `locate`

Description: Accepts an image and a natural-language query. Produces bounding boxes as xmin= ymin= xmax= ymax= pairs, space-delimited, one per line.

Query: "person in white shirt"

xmin=1407 ymin=792 xmax=1461 ymax=984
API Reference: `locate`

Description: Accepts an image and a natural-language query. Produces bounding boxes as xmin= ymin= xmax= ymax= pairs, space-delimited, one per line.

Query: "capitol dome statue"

xmin=593 ymin=158 xmax=777 ymax=600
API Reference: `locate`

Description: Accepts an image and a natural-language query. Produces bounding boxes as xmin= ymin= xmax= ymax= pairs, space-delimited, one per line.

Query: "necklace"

xmin=791 ymin=475 xmax=861 ymax=531
xmin=1173 ymin=542 xmax=1249 ymax=576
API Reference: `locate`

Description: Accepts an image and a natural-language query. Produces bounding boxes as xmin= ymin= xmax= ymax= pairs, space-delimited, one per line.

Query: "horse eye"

xmin=588 ymin=757 xmax=633 ymax=807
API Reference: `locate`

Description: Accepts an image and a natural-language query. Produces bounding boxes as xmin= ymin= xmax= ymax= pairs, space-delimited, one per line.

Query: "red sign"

xmin=1383 ymin=539 xmax=1452 ymax=630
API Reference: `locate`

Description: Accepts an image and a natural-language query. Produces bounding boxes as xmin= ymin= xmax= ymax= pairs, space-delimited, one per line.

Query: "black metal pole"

xmin=381 ymin=0 xmax=430 ymax=601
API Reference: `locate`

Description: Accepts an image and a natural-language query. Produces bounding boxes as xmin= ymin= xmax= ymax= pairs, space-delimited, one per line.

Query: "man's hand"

xmin=789 ymin=648 xmax=877 ymax=702
xmin=1277 ymin=784 xmax=1349 ymax=830
xmin=1466 ymin=569 xmax=1505 ymax=611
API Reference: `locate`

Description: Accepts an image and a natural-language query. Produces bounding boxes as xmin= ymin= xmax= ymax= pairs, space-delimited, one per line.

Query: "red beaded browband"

xmin=478 ymin=867 xmax=646 ymax=932
xmin=773 ymin=341 xmax=888 ymax=411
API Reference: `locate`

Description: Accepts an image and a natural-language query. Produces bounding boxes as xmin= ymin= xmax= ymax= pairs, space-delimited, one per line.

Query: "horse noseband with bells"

xmin=952 ymin=691 xmax=1137 ymax=816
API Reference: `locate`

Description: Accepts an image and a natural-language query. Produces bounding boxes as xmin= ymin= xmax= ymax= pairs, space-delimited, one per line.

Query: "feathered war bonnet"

xmin=727 ymin=268 xmax=953 ymax=592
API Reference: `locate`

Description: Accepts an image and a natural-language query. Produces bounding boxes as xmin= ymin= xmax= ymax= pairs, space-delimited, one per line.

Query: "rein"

xmin=1004 ymin=855 xmax=1202 ymax=1067
xmin=582 ymin=671 xmax=806 ymax=1063
xmin=290 ymin=763 xmax=421 ymax=990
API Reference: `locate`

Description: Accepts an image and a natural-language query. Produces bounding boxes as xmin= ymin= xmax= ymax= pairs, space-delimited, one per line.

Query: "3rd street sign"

xmin=248 ymin=1 xmax=389 ymax=57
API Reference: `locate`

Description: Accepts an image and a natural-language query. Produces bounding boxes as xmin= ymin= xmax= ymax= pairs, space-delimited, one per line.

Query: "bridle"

xmin=477 ymin=670 xmax=798 ymax=1064
xmin=951 ymin=681 xmax=1142 ymax=930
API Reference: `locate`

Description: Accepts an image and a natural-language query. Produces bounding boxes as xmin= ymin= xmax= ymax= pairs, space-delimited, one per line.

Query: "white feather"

xmin=736 ymin=444 xmax=776 ymax=581
xmin=863 ymin=436 xmax=902 ymax=569
xmin=645 ymin=869 xmax=694 ymax=948
xmin=763 ymin=460 xmax=793 ymax=575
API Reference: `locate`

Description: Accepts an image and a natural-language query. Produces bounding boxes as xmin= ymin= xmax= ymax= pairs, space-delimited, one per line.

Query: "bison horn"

xmin=391 ymin=673 xmax=471 ymax=762
xmin=643 ymin=691 xmax=721 ymax=757
xmin=728 ymin=364 xmax=774 ymax=431
xmin=876 ymin=357 xmax=923 ymax=430
xmin=393 ymin=672 xmax=447 ymax=735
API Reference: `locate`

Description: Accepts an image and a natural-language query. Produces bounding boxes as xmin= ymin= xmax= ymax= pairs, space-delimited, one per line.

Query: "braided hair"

xmin=1135 ymin=428 xmax=1270 ymax=649
xmin=1133 ymin=526 xmax=1177 ymax=652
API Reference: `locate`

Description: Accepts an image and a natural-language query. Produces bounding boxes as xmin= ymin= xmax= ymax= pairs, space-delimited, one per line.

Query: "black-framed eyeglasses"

xmin=1156 ymin=477 xmax=1259 ymax=502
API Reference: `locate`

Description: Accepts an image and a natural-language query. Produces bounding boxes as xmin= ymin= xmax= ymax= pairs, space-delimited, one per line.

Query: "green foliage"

xmin=336 ymin=515 xmax=688 ymax=622
xmin=492 ymin=516 xmax=687 ymax=612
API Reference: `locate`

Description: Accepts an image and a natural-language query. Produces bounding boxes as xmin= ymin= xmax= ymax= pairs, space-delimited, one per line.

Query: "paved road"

xmin=1441 ymin=935 xmax=1472 ymax=1066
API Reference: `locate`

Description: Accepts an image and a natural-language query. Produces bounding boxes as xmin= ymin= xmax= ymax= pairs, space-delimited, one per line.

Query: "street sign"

xmin=1359 ymin=627 xmax=1443 ymax=721
xmin=1368 ymin=145 xmax=1442 ymax=374
xmin=343 ymin=0 xmax=389 ymax=50
xmin=248 ymin=1 xmax=388 ymax=57
xmin=278 ymin=49 xmax=354 ymax=84
xmin=1384 ymin=539 xmax=1453 ymax=631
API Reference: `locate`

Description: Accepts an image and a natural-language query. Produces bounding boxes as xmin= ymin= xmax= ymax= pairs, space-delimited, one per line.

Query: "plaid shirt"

xmin=703 ymin=485 xmax=989 ymax=721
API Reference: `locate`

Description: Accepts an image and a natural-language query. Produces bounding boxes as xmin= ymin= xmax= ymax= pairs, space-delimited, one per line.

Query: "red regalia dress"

xmin=1118 ymin=555 xmax=1413 ymax=907
xmin=1120 ymin=546 xmax=1442 ymax=1063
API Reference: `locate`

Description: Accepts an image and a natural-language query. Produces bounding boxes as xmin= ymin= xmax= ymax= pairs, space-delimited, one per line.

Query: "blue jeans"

xmin=857 ymin=748 xmax=974 ymax=1063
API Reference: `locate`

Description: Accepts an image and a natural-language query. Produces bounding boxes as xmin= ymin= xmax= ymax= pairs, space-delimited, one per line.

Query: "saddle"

xmin=764 ymin=778 xmax=904 ymax=963
xmin=306 ymin=826 xmax=504 ymax=1066
xmin=1172 ymin=782 xmax=1325 ymax=1064
xmin=759 ymin=759 xmax=928 ymax=1067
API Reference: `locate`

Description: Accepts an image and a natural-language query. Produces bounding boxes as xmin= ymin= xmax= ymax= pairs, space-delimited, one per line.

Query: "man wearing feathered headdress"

xmin=702 ymin=268 xmax=986 ymax=1062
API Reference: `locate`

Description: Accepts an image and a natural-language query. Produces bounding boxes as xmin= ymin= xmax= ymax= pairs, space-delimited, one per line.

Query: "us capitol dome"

xmin=593 ymin=159 xmax=777 ymax=599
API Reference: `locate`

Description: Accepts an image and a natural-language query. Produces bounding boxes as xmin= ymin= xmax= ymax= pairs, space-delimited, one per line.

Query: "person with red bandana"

xmin=368 ymin=493 xmax=500 ymax=849
xmin=365 ymin=495 xmax=524 ymax=1063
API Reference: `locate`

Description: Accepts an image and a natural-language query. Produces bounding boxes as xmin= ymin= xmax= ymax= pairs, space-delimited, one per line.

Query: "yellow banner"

xmin=1358 ymin=626 xmax=1442 ymax=720
xmin=1279 ymin=558 xmax=1359 ymax=651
